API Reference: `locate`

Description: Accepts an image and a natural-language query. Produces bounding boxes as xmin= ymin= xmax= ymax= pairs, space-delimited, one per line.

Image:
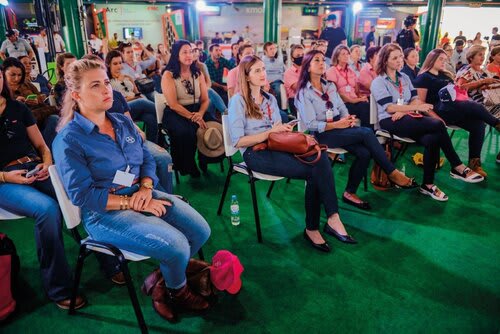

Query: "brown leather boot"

xmin=186 ymin=259 xmax=215 ymax=297
xmin=151 ymin=277 xmax=176 ymax=322
xmin=469 ymin=158 xmax=487 ymax=178
xmin=169 ymin=284 xmax=209 ymax=312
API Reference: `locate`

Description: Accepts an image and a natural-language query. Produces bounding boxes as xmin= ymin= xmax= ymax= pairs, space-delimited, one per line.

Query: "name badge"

xmin=326 ymin=108 xmax=334 ymax=122
xmin=112 ymin=166 xmax=135 ymax=187
xmin=397 ymin=98 xmax=404 ymax=106
xmin=345 ymin=85 xmax=352 ymax=93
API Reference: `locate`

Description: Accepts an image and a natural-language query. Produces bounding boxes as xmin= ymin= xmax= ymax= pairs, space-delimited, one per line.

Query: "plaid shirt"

xmin=205 ymin=56 xmax=235 ymax=85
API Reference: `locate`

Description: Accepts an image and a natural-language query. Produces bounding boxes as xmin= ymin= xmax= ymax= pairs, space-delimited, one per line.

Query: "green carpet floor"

xmin=1 ymin=130 xmax=499 ymax=333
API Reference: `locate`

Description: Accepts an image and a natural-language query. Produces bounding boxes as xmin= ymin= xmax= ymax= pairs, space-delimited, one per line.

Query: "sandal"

xmin=450 ymin=167 xmax=484 ymax=183
xmin=419 ymin=185 xmax=448 ymax=202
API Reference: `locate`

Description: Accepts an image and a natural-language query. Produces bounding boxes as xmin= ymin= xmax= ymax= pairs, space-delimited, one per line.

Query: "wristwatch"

xmin=141 ymin=182 xmax=154 ymax=190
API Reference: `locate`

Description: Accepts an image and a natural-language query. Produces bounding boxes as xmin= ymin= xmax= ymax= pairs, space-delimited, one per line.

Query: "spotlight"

xmin=353 ymin=1 xmax=363 ymax=15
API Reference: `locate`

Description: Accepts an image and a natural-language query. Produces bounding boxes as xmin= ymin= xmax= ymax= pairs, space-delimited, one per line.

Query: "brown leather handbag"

xmin=254 ymin=132 xmax=327 ymax=165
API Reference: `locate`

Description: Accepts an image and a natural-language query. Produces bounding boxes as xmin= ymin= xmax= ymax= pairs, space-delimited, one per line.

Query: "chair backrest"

xmin=221 ymin=114 xmax=238 ymax=157
xmin=279 ymin=84 xmax=288 ymax=110
xmin=48 ymin=165 xmax=82 ymax=229
xmin=154 ymin=92 xmax=167 ymax=124
xmin=0 ymin=207 xmax=24 ymax=220
xmin=369 ymin=94 xmax=380 ymax=130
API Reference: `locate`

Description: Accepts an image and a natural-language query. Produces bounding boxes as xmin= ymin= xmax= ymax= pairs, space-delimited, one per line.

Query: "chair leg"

xmin=69 ymin=244 xmax=87 ymax=315
xmin=250 ymin=179 xmax=263 ymax=243
xmin=197 ymin=248 xmax=205 ymax=261
xmin=266 ymin=181 xmax=275 ymax=198
xmin=217 ymin=168 xmax=233 ymax=215
xmin=174 ymin=169 xmax=180 ymax=185
xmin=450 ymin=130 xmax=456 ymax=139
xmin=330 ymin=154 xmax=339 ymax=168
xmin=286 ymin=177 xmax=291 ymax=184
xmin=119 ymin=257 xmax=148 ymax=334
xmin=220 ymin=161 xmax=224 ymax=173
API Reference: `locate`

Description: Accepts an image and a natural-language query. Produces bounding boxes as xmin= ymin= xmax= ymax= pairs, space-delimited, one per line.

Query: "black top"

xmin=413 ymin=71 xmax=453 ymax=108
xmin=492 ymin=34 xmax=500 ymax=41
xmin=396 ymin=29 xmax=419 ymax=51
xmin=365 ymin=32 xmax=375 ymax=47
xmin=108 ymin=90 xmax=129 ymax=115
xmin=401 ymin=64 xmax=421 ymax=84
xmin=320 ymin=27 xmax=347 ymax=58
xmin=0 ymin=99 xmax=38 ymax=169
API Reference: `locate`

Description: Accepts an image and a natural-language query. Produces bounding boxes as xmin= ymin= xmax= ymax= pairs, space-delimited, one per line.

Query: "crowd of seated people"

xmin=1 ymin=28 xmax=499 ymax=322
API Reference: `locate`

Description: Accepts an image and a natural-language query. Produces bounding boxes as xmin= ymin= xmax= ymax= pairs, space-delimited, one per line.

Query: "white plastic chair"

xmin=370 ymin=95 xmax=416 ymax=162
xmin=216 ymin=115 xmax=284 ymax=243
xmin=48 ymin=165 xmax=149 ymax=334
xmin=0 ymin=207 xmax=25 ymax=220
xmin=279 ymin=84 xmax=288 ymax=110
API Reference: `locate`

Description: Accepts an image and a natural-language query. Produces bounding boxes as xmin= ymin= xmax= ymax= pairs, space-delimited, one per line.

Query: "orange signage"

xmin=376 ymin=18 xmax=396 ymax=30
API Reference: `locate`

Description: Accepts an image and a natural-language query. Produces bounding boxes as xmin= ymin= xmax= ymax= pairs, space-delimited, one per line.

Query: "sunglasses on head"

xmin=121 ymin=81 xmax=129 ymax=92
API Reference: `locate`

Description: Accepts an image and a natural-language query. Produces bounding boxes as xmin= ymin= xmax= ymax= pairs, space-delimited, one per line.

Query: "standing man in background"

xmin=320 ymin=14 xmax=347 ymax=62
xmin=396 ymin=15 xmax=420 ymax=51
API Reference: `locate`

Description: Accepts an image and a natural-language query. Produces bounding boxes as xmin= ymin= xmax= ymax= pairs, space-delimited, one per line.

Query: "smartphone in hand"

xmin=25 ymin=167 xmax=41 ymax=178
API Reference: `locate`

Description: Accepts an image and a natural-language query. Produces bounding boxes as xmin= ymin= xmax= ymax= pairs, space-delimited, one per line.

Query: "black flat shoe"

xmin=342 ymin=195 xmax=371 ymax=210
xmin=323 ymin=224 xmax=358 ymax=244
xmin=303 ymin=229 xmax=331 ymax=253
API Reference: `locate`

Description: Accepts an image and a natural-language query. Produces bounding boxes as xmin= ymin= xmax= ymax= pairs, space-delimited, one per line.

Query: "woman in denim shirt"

xmin=296 ymin=50 xmax=417 ymax=211
xmin=371 ymin=44 xmax=483 ymax=202
xmin=228 ymin=55 xmax=356 ymax=253
xmin=53 ymin=59 xmax=211 ymax=320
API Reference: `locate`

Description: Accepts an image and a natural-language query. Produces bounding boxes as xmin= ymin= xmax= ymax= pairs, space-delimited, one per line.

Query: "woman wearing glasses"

xmin=295 ymin=50 xmax=417 ymax=211
xmin=229 ymin=55 xmax=355 ymax=252
xmin=105 ymin=50 xmax=158 ymax=143
xmin=161 ymin=40 xmax=215 ymax=177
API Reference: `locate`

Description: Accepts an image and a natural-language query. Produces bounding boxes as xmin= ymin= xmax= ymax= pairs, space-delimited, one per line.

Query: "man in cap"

xmin=0 ymin=29 xmax=35 ymax=60
xmin=319 ymin=14 xmax=347 ymax=61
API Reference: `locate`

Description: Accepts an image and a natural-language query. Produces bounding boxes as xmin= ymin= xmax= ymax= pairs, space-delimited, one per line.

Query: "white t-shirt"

xmin=53 ymin=33 xmax=66 ymax=53
xmin=35 ymin=35 xmax=48 ymax=52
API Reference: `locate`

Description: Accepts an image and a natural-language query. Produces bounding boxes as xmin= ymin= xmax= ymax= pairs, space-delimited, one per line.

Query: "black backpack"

xmin=0 ymin=233 xmax=20 ymax=321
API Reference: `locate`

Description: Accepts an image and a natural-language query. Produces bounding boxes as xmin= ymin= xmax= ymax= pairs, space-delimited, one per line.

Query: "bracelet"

xmin=124 ymin=196 xmax=129 ymax=210
xmin=119 ymin=195 xmax=124 ymax=210
xmin=0 ymin=172 xmax=5 ymax=183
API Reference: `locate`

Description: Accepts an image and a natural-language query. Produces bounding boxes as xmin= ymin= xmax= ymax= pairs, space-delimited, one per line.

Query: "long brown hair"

xmin=376 ymin=43 xmax=403 ymax=75
xmin=418 ymin=48 xmax=454 ymax=79
xmin=56 ymin=52 xmax=77 ymax=83
xmin=238 ymin=55 xmax=264 ymax=119
xmin=57 ymin=59 xmax=107 ymax=131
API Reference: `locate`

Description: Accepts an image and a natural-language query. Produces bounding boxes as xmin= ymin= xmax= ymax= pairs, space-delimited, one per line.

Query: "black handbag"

xmin=135 ymin=78 xmax=155 ymax=94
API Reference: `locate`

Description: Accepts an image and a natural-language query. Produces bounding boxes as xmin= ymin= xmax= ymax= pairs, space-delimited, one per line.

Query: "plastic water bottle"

xmin=401 ymin=163 xmax=406 ymax=175
xmin=230 ymin=195 xmax=240 ymax=226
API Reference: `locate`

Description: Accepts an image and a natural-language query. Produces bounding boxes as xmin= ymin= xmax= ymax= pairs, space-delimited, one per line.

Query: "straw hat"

xmin=196 ymin=121 xmax=225 ymax=157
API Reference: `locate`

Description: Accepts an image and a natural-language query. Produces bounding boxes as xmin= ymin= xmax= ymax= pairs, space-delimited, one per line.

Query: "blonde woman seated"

xmin=53 ymin=59 xmax=211 ymax=320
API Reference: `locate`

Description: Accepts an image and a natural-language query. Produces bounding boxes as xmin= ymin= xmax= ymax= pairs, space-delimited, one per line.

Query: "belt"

xmin=4 ymin=155 xmax=41 ymax=168
xmin=109 ymin=179 xmax=140 ymax=194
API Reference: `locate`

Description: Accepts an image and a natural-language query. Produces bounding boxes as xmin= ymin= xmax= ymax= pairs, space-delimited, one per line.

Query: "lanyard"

xmin=265 ymin=102 xmax=272 ymax=121
xmin=387 ymin=75 xmax=403 ymax=99
xmin=337 ymin=66 xmax=350 ymax=85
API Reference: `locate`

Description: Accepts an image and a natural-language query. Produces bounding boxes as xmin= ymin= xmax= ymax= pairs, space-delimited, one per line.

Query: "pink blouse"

xmin=357 ymin=63 xmax=377 ymax=96
xmin=325 ymin=65 xmax=358 ymax=100
xmin=284 ymin=65 xmax=301 ymax=98
xmin=227 ymin=66 xmax=240 ymax=94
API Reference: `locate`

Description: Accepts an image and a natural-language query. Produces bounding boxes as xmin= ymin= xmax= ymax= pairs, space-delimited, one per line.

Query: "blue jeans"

xmin=243 ymin=149 xmax=338 ymax=230
xmin=129 ymin=97 xmax=158 ymax=143
xmin=316 ymin=126 xmax=395 ymax=193
xmin=81 ymin=186 xmax=210 ymax=289
xmin=207 ymin=88 xmax=227 ymax=118
xmin=0 ymin=162 xmax=74 ymax=301
xmin=145 ymin=140 xmax=173 ymax=194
